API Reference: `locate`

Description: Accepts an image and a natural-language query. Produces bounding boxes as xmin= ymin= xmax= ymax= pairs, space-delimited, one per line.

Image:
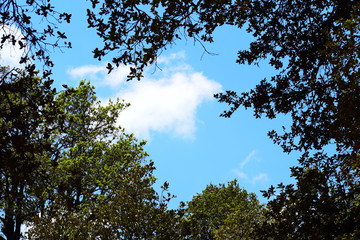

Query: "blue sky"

xmin=0 ymin=1 xmax=300 ymax=207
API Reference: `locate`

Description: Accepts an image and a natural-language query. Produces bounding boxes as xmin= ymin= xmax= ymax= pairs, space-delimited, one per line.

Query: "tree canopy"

xmin=0 ymin=70 xmax=180 ymax=240
xmin=3 ymin=0 xmax=358 ymax=156
xmin=87 ymin=0 xmax=359 ymax=163
xmin=260 ymin=152 xmax=360 ymax=239
xmin=215 ymin=0 xmax=360 ymax=157
xmin=1 ymin=0 xmax=359 ymax=239
xmin=182 ymin=180 xmax=264 ymax=240
xmin=0 ymin=67 xmax=59 ymax=240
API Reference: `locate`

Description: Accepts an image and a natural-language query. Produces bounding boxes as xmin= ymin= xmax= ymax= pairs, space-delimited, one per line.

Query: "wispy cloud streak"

xmin=233 ymin=150 xmax=268 ymax=185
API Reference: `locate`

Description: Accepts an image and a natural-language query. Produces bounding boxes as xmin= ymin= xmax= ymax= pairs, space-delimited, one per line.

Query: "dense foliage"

xmin=0 ymin=70 xmax=180 ymax=240
xmin=216 ymin=0 xmax=360 ymax=158
xmin=0 ymin=67 xmax=58 ymax=240
xmin=182 ymin=180 xmax=264 ymax=240
xmin=260 ymin=153 xmax=360 ymax=239
xmin=1 ymin=0 xmax=359 ymax=239
xmin=27 ymin=81 xmax=181 ymax=240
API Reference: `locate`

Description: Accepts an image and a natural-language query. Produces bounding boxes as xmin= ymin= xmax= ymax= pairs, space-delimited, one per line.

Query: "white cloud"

xmin=103 ymin=65 xmax=130 ymax=87
xmin=67 ymin=63 xmax=130 ymax=87
xmin=157 ymin=51 xmax=186 ymax=64
xmin=233 ymin=170 xmax=268 ymax=185
xmin=252 ymin=173 xmax=268 ymax=184
xmin=240 ymin=150 xmax=256 ymax=169
xmin=68 ymin=52 xmax=222 ymax=140
xmin=117 ymin=71 xmax=221 ymax=139
xmin=233 ymin=150 xmax=268 ymax=185
xmin=0 ymin=25 xmax=26 ymax=68
xmin=233 ymin=169 xmax=248 ymax=180
xmin=67 ymin=64 xmax=105 ymax=79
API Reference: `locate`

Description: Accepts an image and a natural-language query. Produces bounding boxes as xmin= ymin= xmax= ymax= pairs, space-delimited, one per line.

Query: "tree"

xmin=0 ymin=67 xmax=59 ymax=240
xmin=0 ymin=72 xmax=180 ymax=240
xmin=2 ymin=0 xmax=359 ymax=238
xmin=181 ymin=180 xmax=265 ymax=240
xmin=1 ymin=0 xmax=72 ymax=76
xmin=88 ymin=1 xmax=360 ymax=239
xmin=86 ymin=0 xmax=251 ymax=79
xmin=85 ymin=0 xmax=359 ymax=162
xmin=86 ymin=2 xmax=360 ymax=237
xmin=26 ymin=81 xmax=181 ymax=240
xmin=215 ymin=0 xmax=360 ymax=158
xmin=259 ymin=153 xmax=360 ymax=239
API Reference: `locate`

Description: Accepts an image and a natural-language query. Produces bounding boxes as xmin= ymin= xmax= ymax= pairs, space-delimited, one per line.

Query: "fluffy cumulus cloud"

xmin=68 ymin=52 xmax=222 ymax=140
xmin=0 ymin=25 xmax=26 ymax=68
xmin=117 ymin=71 xmax=220 ymax=139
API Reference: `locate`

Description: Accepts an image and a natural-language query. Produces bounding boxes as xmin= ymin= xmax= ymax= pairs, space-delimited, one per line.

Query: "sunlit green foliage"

xmin=182 ymin=180 xmax=265 ymax=240
xmin=0 ymin=71 xmax=180 ymax=240
xmin=27 ymin=81 xmax=181 ymax=240
xmin=1 ymin=0 xmax=359 ymax=239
